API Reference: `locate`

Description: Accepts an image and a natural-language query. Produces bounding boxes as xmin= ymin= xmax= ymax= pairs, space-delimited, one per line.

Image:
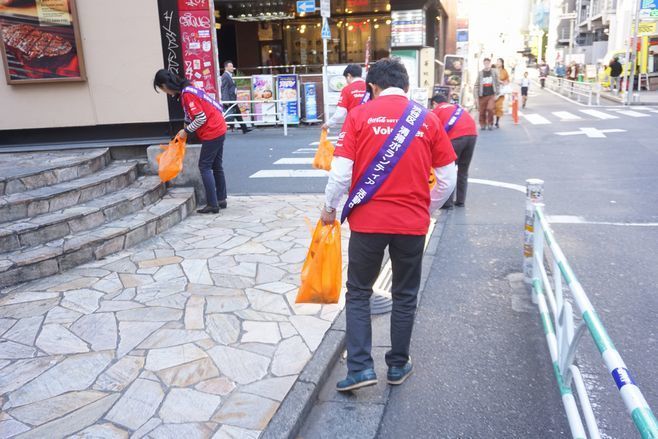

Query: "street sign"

xmin=639 ymin=21 xmax=657 ymax=34
xmin=321 ymin=18 xmax=331 ymax=39
xmin=296 ymin=0 xmax=315 ymax=14
xmin=640 ymin=0 xmax=658 ymax=19
xmin=320 ymin=0 xmax=330 ymax=17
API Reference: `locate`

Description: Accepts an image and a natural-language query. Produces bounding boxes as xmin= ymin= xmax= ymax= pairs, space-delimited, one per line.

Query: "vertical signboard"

xmin=277 ymin=74 xmax=300 ymax=124
xmin=391 ymin=10 xmax=425 ymax=47
xmin=0 ymin=0 xmax=86 ymax=84
xmin=158 ymin=0 xmax=184 ymax=120
xmin=304 ymin=82 xmax=318 ymax=121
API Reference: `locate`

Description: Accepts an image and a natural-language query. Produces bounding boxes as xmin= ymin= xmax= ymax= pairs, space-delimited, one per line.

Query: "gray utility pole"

xmin=627 ymin=0 xmax=642 ymax=105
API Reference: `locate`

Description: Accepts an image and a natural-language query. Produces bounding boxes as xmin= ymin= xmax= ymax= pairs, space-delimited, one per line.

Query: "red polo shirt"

xmin=335 ymin=94 xmax=456 ymax=235
xmin=431 ymin=103 xmax=477 ymax=140
xmin=181 ymin=91 xmax=227 ymax=141
xmin=337 ymin=80 xmax=367 ymax=112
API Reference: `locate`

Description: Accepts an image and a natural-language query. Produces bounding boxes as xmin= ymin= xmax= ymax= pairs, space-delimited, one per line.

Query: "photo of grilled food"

xmin=1 ymin=23 xmax=72 ymax=66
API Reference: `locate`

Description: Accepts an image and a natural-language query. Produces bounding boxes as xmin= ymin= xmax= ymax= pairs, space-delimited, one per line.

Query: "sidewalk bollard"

xmin=512 ymin=92 xmax=519 ymax=125
xmin=524 ymin=179 xmax=544 ymax=290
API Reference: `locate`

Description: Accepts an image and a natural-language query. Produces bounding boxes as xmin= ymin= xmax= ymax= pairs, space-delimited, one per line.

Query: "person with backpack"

xmin=430 ymin=94 xmax=477 ymax=209
xmin=321 ymin=58 xmax=457 ymax=392
xmin=153 ymin=69 xmax=228 ymax=214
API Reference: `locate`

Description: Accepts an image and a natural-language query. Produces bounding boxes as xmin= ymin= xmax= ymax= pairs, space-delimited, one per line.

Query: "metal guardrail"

xmin=545 ymin=76 xmax=601 ymax=106
xmin=221 ymin=99 xmax=296 ymax=136
xmin=524 ymin=179 xmax=658 ymax=439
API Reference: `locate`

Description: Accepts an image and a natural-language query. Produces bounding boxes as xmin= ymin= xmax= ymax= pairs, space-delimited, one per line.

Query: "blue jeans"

xmin=198 ymin=135 xmax=226 ymax=207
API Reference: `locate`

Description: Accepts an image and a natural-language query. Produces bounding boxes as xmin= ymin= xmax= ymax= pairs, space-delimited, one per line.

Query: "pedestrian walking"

xmin=520 ymin=72 xmax=530 ymax=109
xmin=221 ymin=60 xmax=253 ymax=134
xmin=321 ymin=58 xmax=457 ymax=392
xmin=609 ymin=56 xmax=623 ymax=94
xmin=322 ymin=64 xmax=368 ymax=131
xmin=430 ymin=94 xmax=477 ymax=208
xmin=539 ymin=61 xmax=549 ymax=88
xmin=474 ymin=57 xmax=499 ymax=131
xmin=154 ymin=69 xmax=229 ymax=214
xmin=494 ymin=58 xmax=510 ymax=128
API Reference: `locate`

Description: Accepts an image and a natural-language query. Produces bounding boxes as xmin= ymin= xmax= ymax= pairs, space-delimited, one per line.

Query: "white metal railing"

xmin=545 ymin=76 xmax=601 ymax=106
xmin=221 ymin=99 xmax=296 ymax=136
xmin=523 ymin=179 xmax=658 ymax=439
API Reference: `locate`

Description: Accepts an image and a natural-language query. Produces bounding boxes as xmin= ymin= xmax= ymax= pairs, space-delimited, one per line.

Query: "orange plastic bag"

xmin=156 ymin=134 xmax=187 ymax=182
xmin=428 ymin=168 xmax=437 ymax=190
xmin=312 ymin=129 xmax=334 ymax=171
xmin=296 ymin=220 xmax=342 ymax=304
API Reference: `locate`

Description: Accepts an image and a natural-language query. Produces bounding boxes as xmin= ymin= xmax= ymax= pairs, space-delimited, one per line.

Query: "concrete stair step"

xmin=0 ymin=187 xmax=195 ymax=288
xmin=0 ymin=176 xmax=166 ymax=253
xmin=0 ymin=148 xmax=110 ymax=196
xmin=0 ymin=162 xmax=138 ymax=223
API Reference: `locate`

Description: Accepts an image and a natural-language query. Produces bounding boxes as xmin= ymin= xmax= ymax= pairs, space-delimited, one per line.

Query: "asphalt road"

xmin=227 ymin=88 xmax=658 ymax=438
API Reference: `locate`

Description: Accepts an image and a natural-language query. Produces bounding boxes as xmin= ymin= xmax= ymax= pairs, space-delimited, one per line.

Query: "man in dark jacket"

xmin=609 ymin=57 xmax=623 ymax=94
xmin=221 ymin=60 xmax=252 ymax=134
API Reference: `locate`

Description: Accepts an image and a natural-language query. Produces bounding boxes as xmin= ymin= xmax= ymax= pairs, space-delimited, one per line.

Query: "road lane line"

xmin=520 ymin=113 xmax=551 ymax=125
xmin=552 ymin=111 xmax=582 ymax=121
xmin=579 ymin=109 xmax=619 ymax=120
xmin=273 ymin=158 xmax=315 ymax=165
xmin=613 ymin=110 xmax=650 ymax=118
xmin=249 ymin=169 xmax=328 ymax=178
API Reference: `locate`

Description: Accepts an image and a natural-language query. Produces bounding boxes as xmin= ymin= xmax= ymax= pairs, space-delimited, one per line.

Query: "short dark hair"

xmin=153 ymin=69 xmax=190 ymax=93
xmin=366 ymin=58 xmax=409 ymax=91
xmin=343 ymin=64 xmax=362 ymax=78
xmin=430 ymin=94 xmax=448 ymax=105
xmin=224 ymin=60 xmax=234 ymax=67
xmin=483 ymin=57 xmax=491 ymax=62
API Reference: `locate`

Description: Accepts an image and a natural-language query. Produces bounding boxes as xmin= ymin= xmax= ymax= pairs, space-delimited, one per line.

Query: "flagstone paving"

xmin=0 ymin=195 xmax=346 ymax=438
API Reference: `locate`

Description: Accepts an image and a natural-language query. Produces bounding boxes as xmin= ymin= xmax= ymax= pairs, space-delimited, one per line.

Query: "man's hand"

xmin=320 ymin=206 xmax=336 ymax=225
xmin=177 ymin=129 xmax=188 ymax=141
xmin=321 ymin=123 xmax=329 ymax=131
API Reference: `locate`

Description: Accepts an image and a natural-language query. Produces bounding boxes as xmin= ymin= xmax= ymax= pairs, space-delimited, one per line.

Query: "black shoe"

xmin=218 ymin=200 xmax=228 ymax=209
xmin=454 ymin=202 xmax=465 ymax=207
xmin=197 ymin=205 xmax=219 ymax=214
xmin=440 ymin=204 xmax=454 ymax=210
xmin=242 ymin=128 xmax=254 ymax=134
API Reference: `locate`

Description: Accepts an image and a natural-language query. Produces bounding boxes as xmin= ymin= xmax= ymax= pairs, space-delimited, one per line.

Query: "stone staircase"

xmin=0 ymin=148 xmax=195 ymax=288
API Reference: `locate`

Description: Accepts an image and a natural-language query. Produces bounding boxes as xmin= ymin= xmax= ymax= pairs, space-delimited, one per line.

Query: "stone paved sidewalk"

xmin=0 ymin=195 xmax=347 ymax=439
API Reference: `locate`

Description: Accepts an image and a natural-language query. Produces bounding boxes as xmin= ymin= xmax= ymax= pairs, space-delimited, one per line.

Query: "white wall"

xmin=0 ymin=0 xmax=169 ymax=130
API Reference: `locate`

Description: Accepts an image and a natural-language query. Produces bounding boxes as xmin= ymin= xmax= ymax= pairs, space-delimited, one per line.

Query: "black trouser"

xmin=345 ymin=231 xmax=425 ymax=373
xmin=444 ymin=135 xmax=477 ymax=207
xmin=223 ymin=104 xmax=249 ymax=133
xmin=198 ymin=135 xmax=226 ymax=207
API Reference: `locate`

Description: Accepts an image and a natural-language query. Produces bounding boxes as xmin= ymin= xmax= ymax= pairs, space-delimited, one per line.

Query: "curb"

xmin=261 ymin=211 xmax=450 ymax=439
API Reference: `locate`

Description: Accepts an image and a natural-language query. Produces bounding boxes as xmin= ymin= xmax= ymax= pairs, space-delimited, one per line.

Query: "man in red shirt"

xmin=321 ymin=59 xmax=457 ymax=391
xmin=430 ymin=94 xmax=478 ymax=208
xmin=322 ymin=64 xmax=367 ymax=131
xmin=154 ymin=69 xmax=228 ymax=214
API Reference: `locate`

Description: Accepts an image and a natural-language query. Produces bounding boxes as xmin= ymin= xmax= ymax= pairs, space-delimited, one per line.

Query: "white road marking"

xmin=613 ymin=110 xmax=650 ymax=118
xmin=520 ymin=113 xmax=551 ymax=125
xmin=249 ymin=169 xmax=328 ymax=178
xmin=292 ymin=148 xmax=318 ymax=154
xmin=468 ymin=178 xmax=526 ymax=193
xmin=578 ymin=109 xmax=619 ymax=120
xmin=547 ymin=215 xmax=658 ymax=227
xmin=556 ymin=127 xmax=626 ymax=138
xmin=309 ymin=136 xmax=338 ymax=145
xmin=273 ymin=158 xmax=315 ymax=165
xmin=552 ymin=111 xmax=582 ymax=121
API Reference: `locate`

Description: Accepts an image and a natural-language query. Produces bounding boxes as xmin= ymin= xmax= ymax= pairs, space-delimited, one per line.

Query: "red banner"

xmin=177 ymin=0 xmax=218 ymax=99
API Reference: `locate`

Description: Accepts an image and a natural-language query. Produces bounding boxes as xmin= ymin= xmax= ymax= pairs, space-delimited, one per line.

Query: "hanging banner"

xmin=277 ymin=74 xmax=300 ymax=124
xmin=0 ymin=0 xmax=86 ymax=84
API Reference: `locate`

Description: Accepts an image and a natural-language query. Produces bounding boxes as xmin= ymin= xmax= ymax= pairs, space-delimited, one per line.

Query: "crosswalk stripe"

xmin=273 ymin=158 xmax=315 ymax=165
xmin=250 ymin=169 xmax=328 ymax=178
xmin=579 ymin=109 xmax=619 ymax=120
xmin=614 ymin=110 xmax=650 ymax=118
xmin=309 ymin=136 xmax=338 ymax=146
xmin=521 ymin=113 xmax=551 ymax=125
xmin=292 ymin=148 xmax=318 ymax=154
xmin=552 ymin=111 xmax=582 ymax=121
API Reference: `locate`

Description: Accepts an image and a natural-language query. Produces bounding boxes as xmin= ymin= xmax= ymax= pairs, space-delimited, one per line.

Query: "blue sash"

xmin=444 ymin=105 xmax=464 ymax=133
xmin=360 ymin=88 xmax=370 ymax=105
xmin=340 ymin=101 xmax=429 ymax=224
xmin=181 ymin=86 xmax=223 ymax=118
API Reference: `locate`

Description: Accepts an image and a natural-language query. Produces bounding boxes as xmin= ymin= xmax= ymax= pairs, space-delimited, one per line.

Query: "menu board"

xmin=391 ymin=10 xmax=425 ymax=48
xmin=277 ymin=74 xmax=299 ymax=124
xmin=0 ymin=0 xmax=86 ymax=84
xmin=178 ymin=0 xmax=219 ymax=100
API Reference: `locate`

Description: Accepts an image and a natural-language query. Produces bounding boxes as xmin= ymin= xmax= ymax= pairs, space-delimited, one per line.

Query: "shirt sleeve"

xmin=336 ymin=86 xmax=350 ymax=109
xmin=427 ymin=113 xmax=457 ymax=168
xmin=324 ymin=156 xmax=354 ymax=209
xmin=333 ymin=111 xmax=358 ymax=161
xmin=182 ymin=94 xmax=203 ymax=117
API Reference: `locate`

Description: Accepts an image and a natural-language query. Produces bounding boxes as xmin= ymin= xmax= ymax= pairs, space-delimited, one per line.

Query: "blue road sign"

xmin=321 ymin=18 xmax=331 ymax=39
xmin=296 ymin=0 xmax=315 ymax=14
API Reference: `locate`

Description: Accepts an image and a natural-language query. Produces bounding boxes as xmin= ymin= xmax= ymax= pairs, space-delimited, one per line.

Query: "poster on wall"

xmin=252 ymin=74 xmax=276 ymax=124
xmin=177 ymin=0 xmax=219 ymax=100
xmin=0 ymin=0 xmax=86 ymax=84
xmin=303 ymin=82 xmax=318 ymax=121
xmin=277 ymin=74 xmax=299 ymax=124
